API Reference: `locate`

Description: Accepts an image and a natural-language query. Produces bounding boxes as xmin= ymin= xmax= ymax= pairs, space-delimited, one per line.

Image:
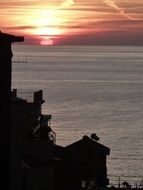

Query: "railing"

xmin=108 ymin=175 xmax=143 ymax=188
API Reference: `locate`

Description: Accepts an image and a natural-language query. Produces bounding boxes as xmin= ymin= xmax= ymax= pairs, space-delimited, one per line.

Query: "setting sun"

xmin=40 ymin=36 xmax=54 ymax=46
xmin=18 ymin=6 xmax=70 ymax=44
xmin=16 ymin=1 xmax=76 ymax=44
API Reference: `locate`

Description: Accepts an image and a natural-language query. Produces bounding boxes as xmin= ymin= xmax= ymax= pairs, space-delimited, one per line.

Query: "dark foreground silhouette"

xmin=1 ymin=32 xmax=142 ymax=190
xmin=0 ymin=31 xmax=24 ymax=190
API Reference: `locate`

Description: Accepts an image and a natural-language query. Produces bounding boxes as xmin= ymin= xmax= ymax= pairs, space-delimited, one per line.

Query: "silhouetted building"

xmin=0 ymin=32 xmax=24 ymax=190
xmin=0 ymin=32 xmax=24 ymax=119
xmin=55 ymin=135 xmax=110 ymax=190
xmin=10 ymin=89 xmax=111 ymax=190
xmin=10 ymin=89 xmax=56 ymax=190
xmin=22 ymin=143 xmax=63 ymax=190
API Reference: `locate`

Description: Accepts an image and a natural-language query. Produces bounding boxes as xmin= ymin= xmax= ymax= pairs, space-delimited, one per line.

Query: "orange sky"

xmin=1 ymin=0 xmax=143 ymax=45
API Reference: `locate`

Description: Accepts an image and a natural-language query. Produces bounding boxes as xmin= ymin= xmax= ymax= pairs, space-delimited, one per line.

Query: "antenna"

xmin=13 ymin=55 xmax=28 ymax=69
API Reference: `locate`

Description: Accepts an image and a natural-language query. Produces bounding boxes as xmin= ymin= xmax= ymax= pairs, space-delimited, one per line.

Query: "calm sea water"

xmin=12 ymin=45 xmax=143 ymax=186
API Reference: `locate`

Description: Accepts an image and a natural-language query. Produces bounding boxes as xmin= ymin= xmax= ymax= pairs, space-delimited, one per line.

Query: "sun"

xmin=40 ymin=37 xmax=54 ymax=46
xmin=35 ymin=27 xmax=63 ymax=45
xmin=16 ymin=1 xmax=75 ymax=44
xmin=26 ymin=18 xmax=66 ymax=44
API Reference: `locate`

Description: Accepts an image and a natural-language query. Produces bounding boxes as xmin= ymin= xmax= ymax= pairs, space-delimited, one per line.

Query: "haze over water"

xmin=12 ymin=45 xmax=143 ymax=186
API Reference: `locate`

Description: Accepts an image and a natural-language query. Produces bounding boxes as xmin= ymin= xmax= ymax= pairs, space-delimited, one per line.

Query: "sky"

xmin=1 ymin=0 xmax=143 ymax=45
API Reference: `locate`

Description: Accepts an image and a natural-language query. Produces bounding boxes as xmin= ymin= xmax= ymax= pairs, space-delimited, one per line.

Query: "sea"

xmin=12 ymin=45 xmax=143 ymax=187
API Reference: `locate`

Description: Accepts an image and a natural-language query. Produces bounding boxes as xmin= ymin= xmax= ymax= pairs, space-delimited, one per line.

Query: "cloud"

xmin=61 ymin=0 xmax=75 ymax=7
xmin=103 ymin=0 xmax=135 ymax=20
xmin=2 ymin=26 xmax=37 ymax=30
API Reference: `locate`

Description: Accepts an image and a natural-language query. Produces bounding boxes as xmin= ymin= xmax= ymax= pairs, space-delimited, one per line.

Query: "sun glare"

xmin=40 ymin=37 xmax=54 ymax=46
xmin=31 ymin=26 xmax=64 ymax=45
xmin=36 ymin=27 xmax=63 ymax=36
xmin=24 ymin=8 xmax=68 ymax=44
xmin=8 ymin=1 xmax=76 ymax=44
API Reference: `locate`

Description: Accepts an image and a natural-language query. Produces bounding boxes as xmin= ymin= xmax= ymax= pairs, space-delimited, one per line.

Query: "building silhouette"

xmin=1 ymin=32 xmax=111 ymax=190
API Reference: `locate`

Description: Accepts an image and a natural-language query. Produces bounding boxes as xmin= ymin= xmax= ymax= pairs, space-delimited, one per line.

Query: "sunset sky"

xmin=1 ymin=0 xmax=143 ymax=45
